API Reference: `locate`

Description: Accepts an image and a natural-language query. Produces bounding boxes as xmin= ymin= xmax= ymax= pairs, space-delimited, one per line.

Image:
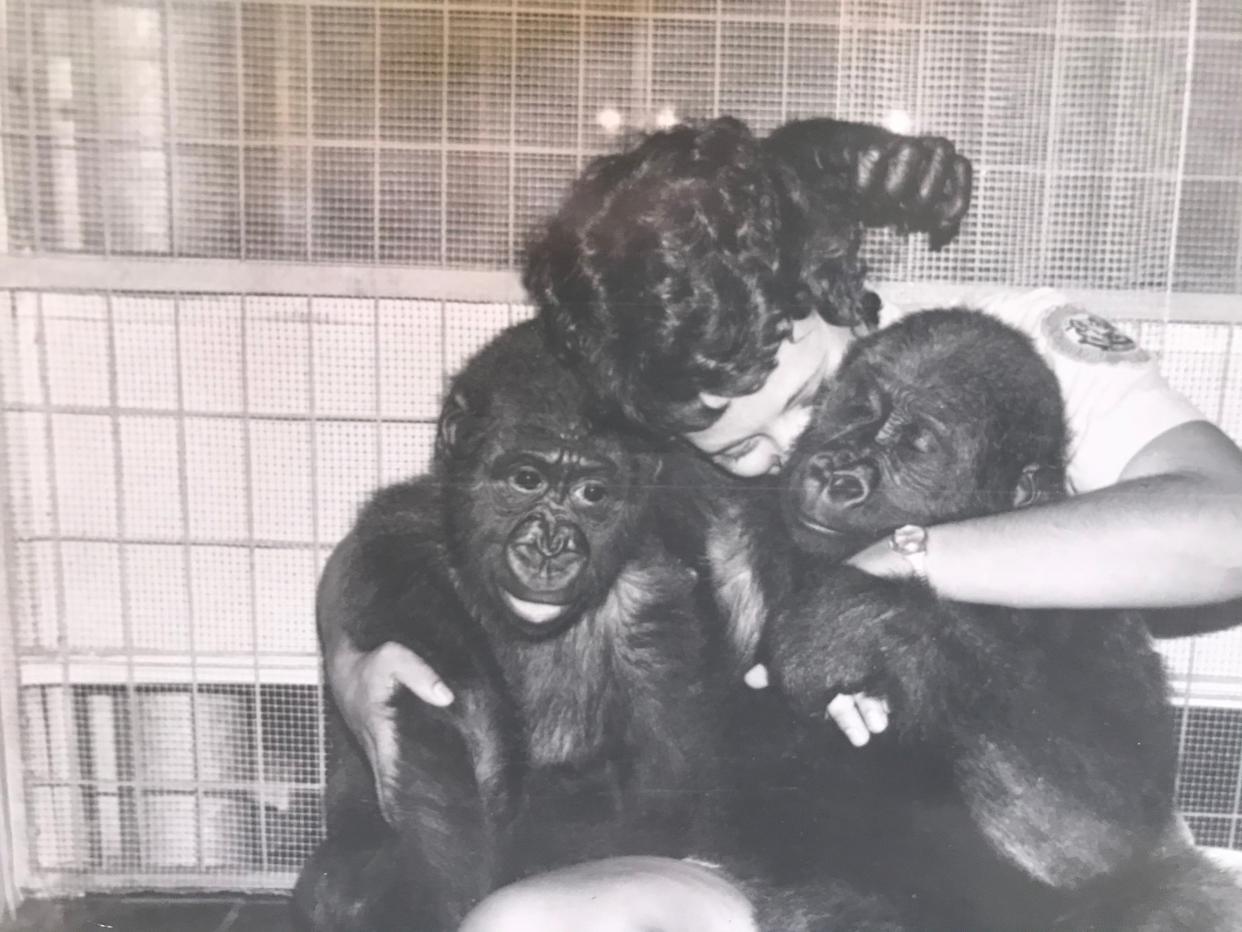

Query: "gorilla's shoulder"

xmin=355 ymin=477 xmax=446 ymax=542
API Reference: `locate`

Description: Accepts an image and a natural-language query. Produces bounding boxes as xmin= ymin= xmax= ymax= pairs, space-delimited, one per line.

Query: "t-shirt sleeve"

xmin=1063 ymin=364 xmax=1206 ymax=492
xmin=1008 ymin=292 xmax=1206 ymax=493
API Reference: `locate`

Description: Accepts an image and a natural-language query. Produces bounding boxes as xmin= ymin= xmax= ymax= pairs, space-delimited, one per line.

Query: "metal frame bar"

xmin=23 ymin=869 xmax=296 ymax=896
xmin=3 ymin=257 xmax=1240 ymax=321
xmin=0 ymin=256 xmax=526 ymax=302
xmin=0 ymin=302 xmax=30 ymax=917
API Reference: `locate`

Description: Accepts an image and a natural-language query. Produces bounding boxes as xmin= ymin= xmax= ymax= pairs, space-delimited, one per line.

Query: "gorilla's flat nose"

xmin=803 ymin=449 xmax=875 ymax=508
xmin=545 ymin=520 xmax=584 ymax=557
xmin=507 ymin=514 xmax=588 ymax=595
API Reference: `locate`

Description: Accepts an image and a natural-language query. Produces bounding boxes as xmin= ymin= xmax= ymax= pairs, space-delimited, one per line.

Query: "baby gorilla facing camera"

xmin=293 ymin=322 xmax=723 ymax=932
xmin=770 ymin=309 xmax=1242 ymax=930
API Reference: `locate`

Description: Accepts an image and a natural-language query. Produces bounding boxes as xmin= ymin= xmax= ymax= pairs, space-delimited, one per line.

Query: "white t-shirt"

xmin=874 ymin=287 xmax=1206 ymax=493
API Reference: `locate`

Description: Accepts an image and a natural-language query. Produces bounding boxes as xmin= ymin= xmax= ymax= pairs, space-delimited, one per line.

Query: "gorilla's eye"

xmin=905 ymin=425 xmax=939 ymax=454
xmin=574 ymin=481 xmax=609 ymax=505
xmin=510 ymin=466 xmax=545 ymax=493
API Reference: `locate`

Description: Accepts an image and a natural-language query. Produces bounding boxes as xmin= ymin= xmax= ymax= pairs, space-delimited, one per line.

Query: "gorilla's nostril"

xmin=829 ymin=474 xmax=860 ymax=496
xmin=826 ymin=472 xmax=867 ymax=504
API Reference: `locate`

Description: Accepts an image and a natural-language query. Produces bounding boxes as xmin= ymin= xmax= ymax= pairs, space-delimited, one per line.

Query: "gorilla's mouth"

xmin=795 ymin=512 xmax=847 ymax=538
xmin=501 ymin=590 xmax=569 ymax=625
xmin=788 ymin=509 xmax=862 ymax=557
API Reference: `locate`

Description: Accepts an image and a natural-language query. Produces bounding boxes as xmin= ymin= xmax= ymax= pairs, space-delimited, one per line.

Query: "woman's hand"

xmin=326 ymin=638 xmax=453 ymax=821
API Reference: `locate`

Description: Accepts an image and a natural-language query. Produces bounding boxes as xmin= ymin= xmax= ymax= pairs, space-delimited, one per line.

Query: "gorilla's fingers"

xmin=827 ymin=693 xmax=874 ymax=748
xmin=851 ymin=133 xmax=972 ymax=245
xmin=856 ymin=695 xmax=891 ymax=735
xmin=928 ymin=220 xmax=958 ymax=252
xmin=914 ymin=138 xmax=954 ymax=216
xmin=744 ymin=663 xmax=771 ymax=690
xmin=928 ymin=156 xmax=972 ymax=250
xmin=881 ymin=140 xmax=928 ymax=206
xmin=854 ymin=143 xmax=887 ymax=199
xmin=943 ymin=156 xmax=973 ymax=227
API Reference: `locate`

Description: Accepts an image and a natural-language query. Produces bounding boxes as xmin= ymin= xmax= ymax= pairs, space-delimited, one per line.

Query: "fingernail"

xmin=431 ymin=682 xmax=453 ymax=706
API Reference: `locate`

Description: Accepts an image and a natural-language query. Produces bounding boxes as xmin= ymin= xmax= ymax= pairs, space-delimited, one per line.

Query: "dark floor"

xmin=2 ymin=895 xmax=291 ymax=932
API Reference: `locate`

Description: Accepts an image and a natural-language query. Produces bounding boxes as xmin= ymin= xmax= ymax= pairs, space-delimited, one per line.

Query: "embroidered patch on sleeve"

xmin=1040 ymin=304 xmax=1150 ymax=364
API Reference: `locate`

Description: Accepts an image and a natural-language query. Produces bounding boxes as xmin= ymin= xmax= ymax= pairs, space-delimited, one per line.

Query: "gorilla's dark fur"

xmin=293 ymin=106 xmax=1241 ymax=929
xmin=292 ymin=322 xmax=725 ymax=931
xmin=761 ymin=309 xmax=1242 ymax=930
xmin=293 ymin=321 xmax=930 ymax=932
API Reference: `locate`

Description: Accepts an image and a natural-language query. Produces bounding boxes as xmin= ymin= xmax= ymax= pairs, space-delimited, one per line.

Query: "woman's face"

xmin=684 ymin=314 xmax=855 ymax=477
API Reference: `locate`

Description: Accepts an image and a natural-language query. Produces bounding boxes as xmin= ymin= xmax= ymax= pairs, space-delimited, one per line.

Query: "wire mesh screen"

xmin=1 ymin=291 xmax=530 ymax=890
xmin=3 ymin=0 xmax=1241 ymax=286
xmin=1 ymin=0 xmax=1241 ymax=896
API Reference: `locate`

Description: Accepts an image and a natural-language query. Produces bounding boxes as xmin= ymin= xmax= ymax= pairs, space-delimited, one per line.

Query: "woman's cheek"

xmin=775 ymin=405 xmax=815 ymax=452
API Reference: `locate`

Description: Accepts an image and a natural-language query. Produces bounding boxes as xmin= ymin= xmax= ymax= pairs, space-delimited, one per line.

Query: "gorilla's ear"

xmin=436 ymin=388 xmax=478 ymax=461
xmin=1012 ymin=463 xmax=1056 ymax=509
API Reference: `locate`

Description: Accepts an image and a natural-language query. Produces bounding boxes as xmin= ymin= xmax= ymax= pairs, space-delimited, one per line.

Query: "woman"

xmin=325 ymin=117 xmax=1242 ymax=930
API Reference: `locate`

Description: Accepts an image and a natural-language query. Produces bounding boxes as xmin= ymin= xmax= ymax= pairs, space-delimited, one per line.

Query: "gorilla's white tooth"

xmin=502 ymin=592 xmax=566 ymax=624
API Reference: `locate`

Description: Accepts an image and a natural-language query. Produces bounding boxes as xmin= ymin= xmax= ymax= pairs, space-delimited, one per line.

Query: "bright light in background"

xmin=654 ymin=106 xmax=678 ymax=129
xmin=882 ymin=108 xmax=913 ymax=134
xmin=596 ymin=106 xmax=624 ymax=134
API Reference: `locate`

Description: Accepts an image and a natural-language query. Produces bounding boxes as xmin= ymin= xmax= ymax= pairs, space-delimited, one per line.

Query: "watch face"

xmin=891 ymin=524 xmax=928 ymax=555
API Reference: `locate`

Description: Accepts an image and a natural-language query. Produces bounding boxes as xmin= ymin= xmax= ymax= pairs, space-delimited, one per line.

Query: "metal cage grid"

xmin=1 ymin=0 xmax=1241 ymax=896
xmin=2 ymin=0 xmax=1241 ymax=286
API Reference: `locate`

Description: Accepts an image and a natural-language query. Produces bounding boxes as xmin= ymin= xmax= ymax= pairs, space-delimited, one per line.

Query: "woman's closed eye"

xmin=712 ymin=436 xmax=762 ymax=464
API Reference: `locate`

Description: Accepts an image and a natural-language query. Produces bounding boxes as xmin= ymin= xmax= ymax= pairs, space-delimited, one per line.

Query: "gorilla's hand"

xmin=746 ymin=664 xmax=890 ymax=747
xmin=825 ymin=693 xmax=891 ymax=748
xmin=768 ymin=567 xmax=897 ymax=721
xmin=851 ymin=132 xmax=972 ymax=250
xmin=765 ymin=118 xmax=973 ymax=250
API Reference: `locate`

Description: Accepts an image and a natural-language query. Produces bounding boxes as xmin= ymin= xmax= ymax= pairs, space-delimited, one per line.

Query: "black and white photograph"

xmin=1 ymin=1 xmax=1241 ymax=929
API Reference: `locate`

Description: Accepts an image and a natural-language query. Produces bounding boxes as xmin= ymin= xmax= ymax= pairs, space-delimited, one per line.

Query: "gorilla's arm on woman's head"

xmin=524 ymin=115 xmax=972 ymax=436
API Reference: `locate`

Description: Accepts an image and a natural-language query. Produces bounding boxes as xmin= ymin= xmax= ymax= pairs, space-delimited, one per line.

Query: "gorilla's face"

xmin=444 ymin=396 xmax=655 ymax=639
xmin=782 ymin=326 xmax=1007 ymax=559
xmin=783 ymin=373 xmax=957 ymax=557
xmin=435 ymin=321 xmax=667 ymax=639
xmin=782 ymin=310 xmax=1069 ymax=560
xmin=478 ymin=428 xmax=644 ymax=635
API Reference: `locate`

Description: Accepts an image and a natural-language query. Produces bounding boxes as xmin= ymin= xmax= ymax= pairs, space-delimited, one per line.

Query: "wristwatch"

xmin=890 ymin=524 xmax=929 ymax=580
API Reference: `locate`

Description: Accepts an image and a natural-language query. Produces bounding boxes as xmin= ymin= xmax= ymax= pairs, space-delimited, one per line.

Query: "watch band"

xmin=890 ymin=524 xmax=929 ymax=580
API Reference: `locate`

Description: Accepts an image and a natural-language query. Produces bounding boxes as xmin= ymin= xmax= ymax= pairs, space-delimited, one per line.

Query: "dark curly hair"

xmin=523 ymin=116 xmax=873 ymax=435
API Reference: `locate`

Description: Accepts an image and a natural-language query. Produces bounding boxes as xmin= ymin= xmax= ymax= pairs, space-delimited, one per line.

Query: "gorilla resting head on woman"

xmin=524 ymin=114 xmax=970 ymax=469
